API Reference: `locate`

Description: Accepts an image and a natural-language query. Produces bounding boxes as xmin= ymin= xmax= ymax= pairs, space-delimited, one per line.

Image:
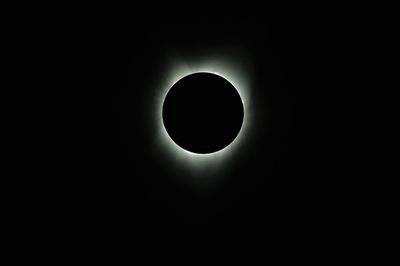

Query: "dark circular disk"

xmin=162 ymin=72 xmax=244 ymax=154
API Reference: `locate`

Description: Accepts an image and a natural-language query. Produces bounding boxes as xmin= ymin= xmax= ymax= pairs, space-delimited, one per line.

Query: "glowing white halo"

xmin=152 ymin=56 xmax=252 ymax=176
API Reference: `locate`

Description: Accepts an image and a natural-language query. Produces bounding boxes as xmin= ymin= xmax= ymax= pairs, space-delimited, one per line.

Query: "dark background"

xmin=1 ymin=3 xmax=384 ymax=259
xmin=49 ymin=7 xmax=356 ymax=242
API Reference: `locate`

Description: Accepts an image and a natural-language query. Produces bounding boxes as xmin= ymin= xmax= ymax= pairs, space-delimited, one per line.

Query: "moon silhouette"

xmin=162 ymin=72 xmax=244 ymax=154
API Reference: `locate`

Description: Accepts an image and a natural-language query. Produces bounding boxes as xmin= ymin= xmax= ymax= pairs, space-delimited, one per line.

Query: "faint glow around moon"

xmin=153 ymin=55 xmax=252 ymax=175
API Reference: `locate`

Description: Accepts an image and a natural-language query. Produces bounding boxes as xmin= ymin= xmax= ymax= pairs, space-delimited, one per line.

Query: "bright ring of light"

xmin=152 ymin=56 xmax=252 ymax=174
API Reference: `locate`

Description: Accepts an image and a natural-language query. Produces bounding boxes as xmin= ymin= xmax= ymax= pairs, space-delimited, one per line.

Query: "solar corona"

xmin=152 ymin=57 xmax=252 ymax=174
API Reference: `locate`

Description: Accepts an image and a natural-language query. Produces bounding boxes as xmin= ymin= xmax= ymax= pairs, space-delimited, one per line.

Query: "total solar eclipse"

xmin=162 ymin=72 xmax=244 ymax=154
